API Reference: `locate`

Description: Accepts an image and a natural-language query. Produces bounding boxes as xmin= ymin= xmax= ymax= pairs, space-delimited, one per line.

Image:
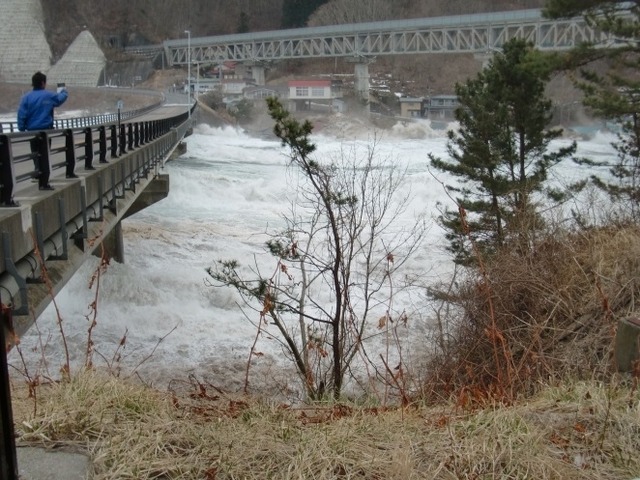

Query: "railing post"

xmin=110 ymin=125 xmax=118 ymax=159
xmin=134 ymin=123 xmax=140 ymax=148
xmin=63 ymin=129 xmax=76 ymax=178
xmin=84 ymin=127 xmax=95 ymax=170
xmin=119 ymin=124 xmax=126 ymax=155
xmin=98 ymin=126 xmax=108 ymax=164
xmin=34 ymin=132 xmax=51 ymax=190
xmin=0 ymin=301 xmax=18 ymax=480
xmin=127 ymin=123 xmax=134 ymax=151
xmin=139 ymin=122 xmax=146 ymax=146
xmin=0 ymin=135 xmax=17 ymax=206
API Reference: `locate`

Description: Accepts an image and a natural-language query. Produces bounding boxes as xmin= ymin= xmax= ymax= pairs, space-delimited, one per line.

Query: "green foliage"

xmin=266 ymin=96 xmax=316 ymax=158
xmin=588 ymin=113 xmax=640 ymax=219
xmin=430 ymin=39 xmax=577 ymax=264
xmin=544 ymin=0 xmax=640 ymax=219
xmin=237 ymin=11 xmax=250 ymax=33
xmin=281 ymin=0 xmax=329 ymax=28
xmin=229 ymin=98 xmax=255 ymax=124
xmin=543 ymin=0 xmax=608 ymax=18
xmin=199 ymin=90 xmax=224 ymax=111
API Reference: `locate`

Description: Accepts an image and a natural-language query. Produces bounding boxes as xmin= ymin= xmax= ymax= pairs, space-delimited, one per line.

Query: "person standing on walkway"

xmin=17 ymin=71 xmax=70 ymax=190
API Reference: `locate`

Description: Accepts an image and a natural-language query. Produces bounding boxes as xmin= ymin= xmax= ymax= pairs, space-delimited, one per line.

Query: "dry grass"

xmin=423 ymin=224 xmax=640 ymax=402
xmin=8 ymin=370 xmax=640 ymax=479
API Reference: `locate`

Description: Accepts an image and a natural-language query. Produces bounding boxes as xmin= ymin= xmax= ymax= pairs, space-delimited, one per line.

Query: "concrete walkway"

xmin=17 ymin=446 xmax=90 ymax=480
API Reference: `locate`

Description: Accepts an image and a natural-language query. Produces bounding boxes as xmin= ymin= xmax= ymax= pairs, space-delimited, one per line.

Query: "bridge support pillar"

xmin=251 ymin=65 xmax=266 ymax=86
xmin=346 ymin=56 xmax=375 ymax=107
xmin=100 ymin=221 xmax=125 ymax=264
xmin=354 ymin=63 xmax=370 ymax=102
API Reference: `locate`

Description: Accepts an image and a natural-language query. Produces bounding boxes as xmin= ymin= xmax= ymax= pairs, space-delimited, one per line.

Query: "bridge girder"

xmin=159 ymin=11 xmax=622 ymax=67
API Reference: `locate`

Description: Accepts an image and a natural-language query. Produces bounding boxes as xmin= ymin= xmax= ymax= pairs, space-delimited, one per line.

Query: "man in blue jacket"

xmin=17 ymin=71 xmax=70 ymax=190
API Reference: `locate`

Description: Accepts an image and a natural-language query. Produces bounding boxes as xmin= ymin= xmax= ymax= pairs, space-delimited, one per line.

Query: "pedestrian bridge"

xmin=0 ymin=100 xmax=195 ymax=338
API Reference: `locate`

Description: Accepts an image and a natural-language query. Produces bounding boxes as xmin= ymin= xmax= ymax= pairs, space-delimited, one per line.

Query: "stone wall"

xmin=0 ymin=0 xmax=51 ymax=83
xmin=0 ymin=0 xmax=107 ymax=87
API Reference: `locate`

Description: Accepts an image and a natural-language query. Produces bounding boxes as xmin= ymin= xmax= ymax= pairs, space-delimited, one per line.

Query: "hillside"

xmin=38 ymin=0 xmax=546 ymax=95
xmin=41 ymin=0 xmax=545 ymax=55
xmin=0 ymin=83 xmax=161 ymax=116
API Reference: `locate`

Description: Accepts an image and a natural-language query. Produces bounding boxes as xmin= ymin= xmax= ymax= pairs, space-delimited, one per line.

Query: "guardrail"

xmin=0 ymin=104 xmax=193 ymax=207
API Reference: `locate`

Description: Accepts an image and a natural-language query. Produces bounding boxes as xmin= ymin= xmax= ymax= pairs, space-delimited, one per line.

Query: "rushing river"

xmin=8 ymin=116 xmax=619 ymax=397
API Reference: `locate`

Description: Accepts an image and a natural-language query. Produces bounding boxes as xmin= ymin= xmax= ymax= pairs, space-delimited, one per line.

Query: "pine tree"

xmin=430 ymin=38 xmax=577 ymax=264
xmin=545 ymin=1 xmax=640 ymax=220
xmin=236 ymin=11 xmax=250 ymax=33
xmin=282 ymin=0 xmax=330 ymax=28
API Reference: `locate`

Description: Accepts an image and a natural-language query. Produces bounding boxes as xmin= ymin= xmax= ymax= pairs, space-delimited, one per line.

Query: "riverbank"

xmin=10 ymin=370 xmax=640 ymax=479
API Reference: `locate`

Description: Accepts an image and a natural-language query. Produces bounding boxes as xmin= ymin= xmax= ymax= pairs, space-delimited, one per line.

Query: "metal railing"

xmin=0 ymin=104 xmax=195 ymax=309
xmin=0 ymin=100 xmax=163 ymax=134
xmin=0 ymin=102 xmax=196 ymax=207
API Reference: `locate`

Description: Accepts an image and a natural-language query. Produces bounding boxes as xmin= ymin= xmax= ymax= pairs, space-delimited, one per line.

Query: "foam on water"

xmin=9 ymin=118 xmax=620 ymax=395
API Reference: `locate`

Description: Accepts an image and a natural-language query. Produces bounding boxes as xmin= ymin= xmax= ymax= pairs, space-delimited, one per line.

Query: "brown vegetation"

xmin=10 ymin=369 xmax=640 ymax=478
xmin=6 ymin=3 xmax=638 ymax=475
xmin=423 ymin=223 xmax=640 ymax=405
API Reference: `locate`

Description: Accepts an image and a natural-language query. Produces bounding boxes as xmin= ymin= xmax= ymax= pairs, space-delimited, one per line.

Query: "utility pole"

xmin=184 ymin=30 xmax=191 ymax=121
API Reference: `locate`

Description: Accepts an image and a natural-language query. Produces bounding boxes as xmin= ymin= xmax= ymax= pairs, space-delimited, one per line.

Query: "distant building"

xmin=212 ymin=61 xmax=239 ymax=80
xmin=399 ymin=97 xmax=424 ymax=118
xmin=222 ymin=78 xmax=252 ymax=97
xmin=424 ymin=95 xmax=459 ymax=120
xmin=288 ymin=79 xmax=341 ymax=112
xmin=243 ymin=85 xmax=288 ymax=101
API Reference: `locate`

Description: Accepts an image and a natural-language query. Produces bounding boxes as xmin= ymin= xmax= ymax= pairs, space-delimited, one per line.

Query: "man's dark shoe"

xmin=39 ymin=184 xmax=54 ymax=191
xmin=2 ymin=200 xmax=20 ymax=207
xmin=85 ymin=166 xmax=96 ymax=171
xmin=66 ymin=173 xmax=79 ymax=178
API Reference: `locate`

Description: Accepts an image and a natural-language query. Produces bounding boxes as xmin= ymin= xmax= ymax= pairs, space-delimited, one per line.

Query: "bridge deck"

xmin=151 ymin=7 xmax=629 ymax=65
xmin=0 ymin=99 xmax=193 ymax=328
xmin=10 ymin=102 xmax=190 ymax=198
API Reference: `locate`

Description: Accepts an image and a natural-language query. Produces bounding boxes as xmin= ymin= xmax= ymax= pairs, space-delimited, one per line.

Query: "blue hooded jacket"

xmin=17 ymin=88 xmax=68 ymax=131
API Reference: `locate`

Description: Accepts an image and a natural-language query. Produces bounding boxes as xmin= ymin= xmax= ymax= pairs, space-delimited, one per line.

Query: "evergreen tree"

xmin=237 ymin=11 xmax=250 ymax=33
xmin=282 ymin=0 xmax=330 ymax=28
xmin=430 ymin=39 xmax=577 ymax=264
xmin=545 ymin=1 xmax=640 ymax=219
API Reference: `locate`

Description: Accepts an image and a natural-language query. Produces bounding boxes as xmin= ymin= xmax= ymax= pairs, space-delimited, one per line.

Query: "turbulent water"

xmin=8 ymin=116 xmax=619 ymax=396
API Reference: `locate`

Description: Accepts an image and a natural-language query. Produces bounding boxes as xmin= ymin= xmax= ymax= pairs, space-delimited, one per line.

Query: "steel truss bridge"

xmin=154 ymin=8 xmax=624 ymax=67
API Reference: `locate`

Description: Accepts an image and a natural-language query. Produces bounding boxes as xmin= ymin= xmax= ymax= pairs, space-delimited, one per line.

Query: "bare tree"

xmin=208 ymin=98 xmax=426 ymax=400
